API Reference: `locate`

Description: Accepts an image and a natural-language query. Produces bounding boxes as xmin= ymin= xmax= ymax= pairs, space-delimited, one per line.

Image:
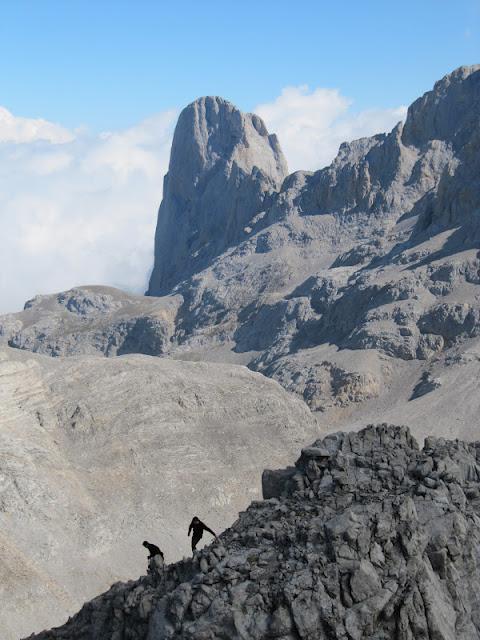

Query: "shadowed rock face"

xmin=402 ymin=64 xmax=480 ymax=149
xmin=30 ymin=424 xmax=480 ymax=640
xmin=147 ymin=96 xmax=288 ymax=295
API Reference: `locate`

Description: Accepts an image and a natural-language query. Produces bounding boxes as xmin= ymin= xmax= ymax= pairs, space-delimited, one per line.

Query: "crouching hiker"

xmin=142 ymin=540 xmax=165 ymax=580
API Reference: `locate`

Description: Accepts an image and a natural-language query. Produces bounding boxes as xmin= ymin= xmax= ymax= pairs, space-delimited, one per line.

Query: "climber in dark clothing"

xmin=142 ymin=540 xmax=164 ymax=560
xmin=143 ymin=540 xmax=165 ymax=581
xmin=188 ymin=516 xmax=217 ymax=552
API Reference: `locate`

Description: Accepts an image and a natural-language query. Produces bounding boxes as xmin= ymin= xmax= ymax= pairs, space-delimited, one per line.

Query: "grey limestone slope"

xmin=30 ymin=424 xmax=480 ymax=640
xmin=4 ymin=64 xmax=480 ymax=640
xmin=0 ymin=346 xmax=316 ymax=639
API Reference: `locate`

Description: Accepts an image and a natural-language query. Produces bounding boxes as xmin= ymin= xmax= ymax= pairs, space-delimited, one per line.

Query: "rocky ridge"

xmin=0 ymin=286 xmax=181 ymax=357
xmin=29 ymin=424 xmax=480 ymax=640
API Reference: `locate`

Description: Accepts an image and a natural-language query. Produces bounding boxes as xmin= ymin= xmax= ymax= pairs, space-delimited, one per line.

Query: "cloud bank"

xmin=0 ymin=89 xmax=406 ymax=314
xmin=0 ymin=108 xmax=177 ymax=313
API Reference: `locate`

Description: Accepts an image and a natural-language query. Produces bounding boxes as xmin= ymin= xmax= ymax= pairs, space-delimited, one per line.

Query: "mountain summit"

xmin=147 ymin=96 xmax=288 ymax=295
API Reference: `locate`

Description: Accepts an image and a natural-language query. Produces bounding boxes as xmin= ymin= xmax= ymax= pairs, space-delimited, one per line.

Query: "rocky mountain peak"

xmin=3 ymin=67 xmax=480 ymax=418
xmin=3 ymin=66 xmax=480 ymax=639
xmin=402 ymin=64 xmax=480 ymax=148
xmin=171 ymin=96 xmax=286 ymax=183
xmin=147 ymin=96 xmax=288 ymax=295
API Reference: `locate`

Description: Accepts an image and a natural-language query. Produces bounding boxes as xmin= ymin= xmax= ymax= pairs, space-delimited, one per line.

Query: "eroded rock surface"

xmin=30 ymin=424 xmax=480 ymax=640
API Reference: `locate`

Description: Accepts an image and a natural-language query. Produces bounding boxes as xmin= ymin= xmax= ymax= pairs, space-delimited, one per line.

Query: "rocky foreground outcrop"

xmin=30 ymin=424 xmax=480 ymax=639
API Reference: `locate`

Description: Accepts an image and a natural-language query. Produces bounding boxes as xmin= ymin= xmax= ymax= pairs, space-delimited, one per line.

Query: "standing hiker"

xmin=188 ymin=516 xmax=217 ymax=553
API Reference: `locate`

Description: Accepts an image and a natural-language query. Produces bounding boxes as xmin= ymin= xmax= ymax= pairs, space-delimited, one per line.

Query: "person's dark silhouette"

xmin=188 ymin=516 xmax=217 ymax=552
xmin=142 ymin=540 xmax=164 ymax=560
xmin=143 ymin=540 xmax=164 ymax=582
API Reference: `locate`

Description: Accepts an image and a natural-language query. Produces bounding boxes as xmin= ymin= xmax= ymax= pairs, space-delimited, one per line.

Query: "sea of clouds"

xmin=0 ymin=88 xmax=406 ymax=313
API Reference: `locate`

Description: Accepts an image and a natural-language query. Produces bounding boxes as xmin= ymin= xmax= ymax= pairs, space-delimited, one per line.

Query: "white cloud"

xmin=83 ymin=112 xmax=175 ymax=180
xmin=0 ymin=106 xmax=74 ymax=144
xmin=255 ymin=85 xmax=407 ymax=172
xmin=27 ymin=151 xmax=73 ymax=175
xmin=0 ymin=109 xmax=177 ymax=313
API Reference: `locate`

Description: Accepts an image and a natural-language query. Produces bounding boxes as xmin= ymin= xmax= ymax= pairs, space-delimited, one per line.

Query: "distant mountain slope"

xmin=0 ymin=286 xmax=181 ymax=357
xmin=2 ymin=65 xmax=480 ymax=422
xmin=0 ymin=346 xmax=315 ymax=639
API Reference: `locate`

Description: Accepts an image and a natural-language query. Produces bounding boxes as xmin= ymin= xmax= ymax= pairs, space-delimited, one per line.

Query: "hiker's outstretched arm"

xmin=204 ymin=525 xmax=216 ymax=537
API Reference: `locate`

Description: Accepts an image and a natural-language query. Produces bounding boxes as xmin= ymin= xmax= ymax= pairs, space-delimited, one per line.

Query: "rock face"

xmin=147 ymin=96 xmax=288 ymax=295
xmin=2 ymin=66 xmax=480 ymax=421
xmin=0 ymin=346 xmax=315 ymax=639
xmin=30 ymin=424 xmax=480 ymax=639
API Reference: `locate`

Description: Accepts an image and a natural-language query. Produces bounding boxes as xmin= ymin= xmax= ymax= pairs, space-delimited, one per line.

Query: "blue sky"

xmin=0 ymin=0 xmax=478 ymax=130
xmin=0 ymin=1 xmax=478 ymax=313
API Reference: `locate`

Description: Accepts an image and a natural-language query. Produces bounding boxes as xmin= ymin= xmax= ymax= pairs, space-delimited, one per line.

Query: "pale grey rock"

xmin=257 ymin=352 xmax=382 ymax=412
xmin=419 ymin=302 xmax=480 ymax=342
xmin=0 ymin=345 xmax=315 ymax=639
xmin=0 ymin=286 xmax=182 ymax=357
xmin=29 ymin=424 xmax=480 ymax=640
xmin=2 ymin=64 xmax=480 ymax=640
xmin=350 ymin=560 xmax=382 ymax=603
xmin=94 ymin=69 xmax=480 ymax=413
xmin=147 ymin=96 xmax=288 ymax=295
xmin=331 ymin=239 xmax=385 ymax=267
xmin=402 ymin=65 xmax=480 ymax=149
